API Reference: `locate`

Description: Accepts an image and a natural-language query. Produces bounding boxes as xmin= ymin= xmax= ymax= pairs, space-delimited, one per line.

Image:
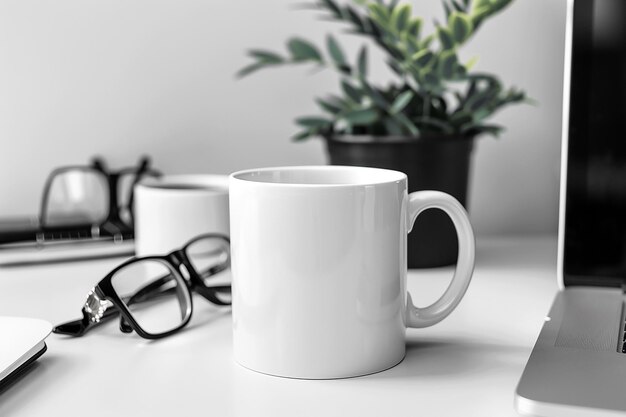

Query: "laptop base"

xmin=515 ymin=288 xmax=626 ymax=416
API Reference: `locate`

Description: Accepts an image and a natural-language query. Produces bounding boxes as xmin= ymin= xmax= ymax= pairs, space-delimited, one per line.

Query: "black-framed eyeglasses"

xmin=53 ymin=234 xmax=231 ymax=339
xmin=40 ymin=156 xmax=161 ymax=240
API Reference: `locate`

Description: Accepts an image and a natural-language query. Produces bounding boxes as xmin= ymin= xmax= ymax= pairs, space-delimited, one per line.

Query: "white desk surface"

xmin=0 ymin=235 xmax=558 ymax=417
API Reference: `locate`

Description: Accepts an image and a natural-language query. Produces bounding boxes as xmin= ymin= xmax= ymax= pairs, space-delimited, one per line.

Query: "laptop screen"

xmin=563 ymin=0 xmax=626 ymax=287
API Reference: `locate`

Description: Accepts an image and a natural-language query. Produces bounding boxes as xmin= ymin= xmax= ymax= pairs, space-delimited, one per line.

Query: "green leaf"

xmin=448 ymin=12 xmax=473 ymax=44
xmin=472 ymin=0 xmax=494 ymax=12
xmin=327 ymin=35 xmax=350 ymax=73
xmin=382 ymin=42 xmax=405 ymax=61
xmin=404 ymin=35 xmax=421 ymax=55
xmin=438 ymin=50 xmax=458 ymax=79
xmin=387 ymin=0 xmax=400 ymax=12
xmin=292 ymin=130 xmax=315 ymax=141
xmin=454 ymin=63 xmax=467 ymax=79
xmin=437 ymin=26 xmax=455 ymax=50
xmin=390 ymin=91 xmax=414 ymax=114
xmin=413 ymin=116 xmax=454 ymax=133
xmin=462 ymin=123 xmax=504 ymax=138
xmin=368 ymin=3 xmax=390 ymax=24
xmin=386 ymin=59 xmax=404 ymax=76
xmin=295 ymin=116 xmax=333 ymax=128
xmin=471 ymin=5 xmax=490 ymax=21
xmin=319 ymin=0 xmax=342 ymax=17
xmin=477 ymin=124 xmax=505 ymax=137
xmin=287 ymin=38 xmax=322 ymax=62
xmin=471 ymin=0 xmax=513 ymax=19
xmin=467 ymin=72 xmax=501 ymax=86
xmin=248 ymin=50 xmax=284 ymax=64
xmin=469 ymin=0 xmax=514 ymax=30
xmin=363 ymin=16 xmax=382 ymax=36
xmin=462 ymin=79 xmax=478 ymax=106
xmin=342 ymin=108 xmax=379 ymax=125
xmin=407 ymin=18 xmax=422 ymax=38
xmin=327 ymin=94 xmax=352 ymax=109
xmin=422 ymin=71 xmax=440 ymax=88
xmin=452 ymin=0 xmax=466 ymax=12
xmin=343 ymin=6 xmax=365 ymax=31
xmin=466 ymin=90 xmax=497 ymax=112
xmin=360 ymin=80 xmax=391 ymax=110
xmin=449 ymin=110 xmax=473 ymax=126
xmin=236 ymin=62 xmax=267 ymax=78
xmin=504 ymin=87 xmax=527 ymax=103
xmin=341 ymin=80 xmax=363 ymax=103
xmin=390 ymin=3 xmax=411 ymax=33
xmin=465 ymin=56 xmax=479 ymax=70
xmin=357 ymin=46 xmax=368 ymax=78
xmin=431 ymin=95 xmax=448 ymax=113
xmin=411 ymin=49 xmax=434 ymax=67
xmin=421 ymin=34 xmax=434 ymax=49
xmin=383 ymin=118 xmax=404 ymax=135
xmin=391 ymin=112 xmax=419 ymax=135
xmin=474 ymin=107 xmax=492 ymax=121
xmin=316 ymin=98 xmax=342 ymax=115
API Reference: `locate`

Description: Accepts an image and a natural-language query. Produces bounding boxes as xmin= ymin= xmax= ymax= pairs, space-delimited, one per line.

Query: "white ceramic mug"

xmin=134 ymin=175 xmax=229 ymax=256
xmin=229 ymin=166 xmax=475 ymax=379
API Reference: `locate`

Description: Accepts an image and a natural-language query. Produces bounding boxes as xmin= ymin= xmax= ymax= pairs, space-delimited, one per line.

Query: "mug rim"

xmin=230 ymin=165 xmax=407 ymax=188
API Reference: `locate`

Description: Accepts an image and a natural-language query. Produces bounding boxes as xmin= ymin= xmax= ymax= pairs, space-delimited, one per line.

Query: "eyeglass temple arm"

xmin=194 ymin=285 xmax=231 ymax=306
xmin=53 ymin=276 xmax=169 ymax=337
xmin=126 ymin=275 xmax=174 ymax=305
xmin=192 ymin=262 xmax=232 ymax=305
xmin=121 ymin=250 xmax=232 ymax=306
xmin=53 ymin=289 xmax=118 ymax=336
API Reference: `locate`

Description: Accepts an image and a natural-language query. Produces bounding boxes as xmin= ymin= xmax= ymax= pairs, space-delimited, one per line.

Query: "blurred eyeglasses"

xmin=40 ymin=156 xmax=160 ymax=240
xmin=53 ymin=234 xmax=231 ymax=339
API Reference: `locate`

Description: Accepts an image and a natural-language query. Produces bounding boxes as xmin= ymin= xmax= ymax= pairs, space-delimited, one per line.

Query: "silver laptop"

xmin=515 ymin=0 xmax=626 ymax=415
xmin=0 ymin=317 xmax=51 ymax=392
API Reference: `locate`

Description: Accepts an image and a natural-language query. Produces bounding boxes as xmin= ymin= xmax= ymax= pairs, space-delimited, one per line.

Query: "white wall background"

xmin=0 ymin=0 xmax=566 ymax=235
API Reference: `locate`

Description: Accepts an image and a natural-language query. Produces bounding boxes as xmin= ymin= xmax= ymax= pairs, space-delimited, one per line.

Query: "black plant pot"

xmin=324 ymin=135 xmax=474 ymax=268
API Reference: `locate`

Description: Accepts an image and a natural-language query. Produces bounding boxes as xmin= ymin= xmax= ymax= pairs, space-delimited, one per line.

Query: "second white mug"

xmin=134 ymin=175 xmax=229 ymax=257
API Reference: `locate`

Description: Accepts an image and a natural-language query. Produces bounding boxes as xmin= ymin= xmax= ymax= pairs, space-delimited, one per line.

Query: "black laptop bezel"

xmin=560 ymin=0 xmax=625 ymax=289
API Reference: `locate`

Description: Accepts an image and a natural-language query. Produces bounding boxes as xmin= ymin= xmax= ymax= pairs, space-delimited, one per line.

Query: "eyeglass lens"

xmin=43 ymin=170 xmax=109 ymax=226
xmin=110 ymin=259 xmax=191 ymax=335
xmin=185 ymin=236 xmax=232 ymax=303
xmin=186 ymin=237 xmax=230 ymax=279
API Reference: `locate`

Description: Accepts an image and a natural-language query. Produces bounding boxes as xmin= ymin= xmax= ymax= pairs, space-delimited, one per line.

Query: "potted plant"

xmin=238 ymin=0 xmax=529 ymax=268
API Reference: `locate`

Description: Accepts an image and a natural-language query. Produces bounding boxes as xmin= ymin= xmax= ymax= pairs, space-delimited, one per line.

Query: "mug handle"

xmin=405 ymin=190 xmax=475 ymax=328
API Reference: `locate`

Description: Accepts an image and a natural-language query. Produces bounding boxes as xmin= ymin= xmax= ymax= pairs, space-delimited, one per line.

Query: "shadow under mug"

xmin=229 ymin=166 xmax=475 ymax=379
